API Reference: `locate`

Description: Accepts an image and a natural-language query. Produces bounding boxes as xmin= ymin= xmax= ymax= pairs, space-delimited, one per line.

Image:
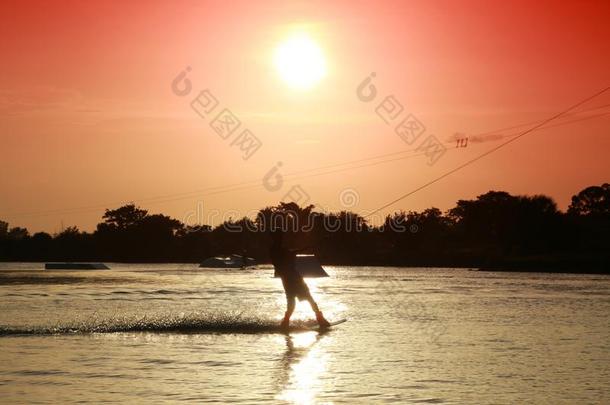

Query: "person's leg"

xmin=306 ymin=295 xmax=330 ymax=327
xmin=286 ymin=295 xmax=296 ymax=317
xmin=306 ymin=295 xmax=320 ymax=313
xmin=281 ymin=295 xmax=296 ymax=328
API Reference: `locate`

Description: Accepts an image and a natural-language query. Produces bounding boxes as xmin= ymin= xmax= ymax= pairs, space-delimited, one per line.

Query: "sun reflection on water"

xmin=275 ymin=332 xmax=331 ymax=404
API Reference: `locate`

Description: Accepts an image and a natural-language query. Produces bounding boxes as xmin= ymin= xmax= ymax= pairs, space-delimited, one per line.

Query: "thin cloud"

xmin=0 ymin=87 xmax=82 ymax=115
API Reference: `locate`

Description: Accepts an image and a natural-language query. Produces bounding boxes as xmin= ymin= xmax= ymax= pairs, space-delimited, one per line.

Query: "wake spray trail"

xmin=0 ymin=311 xmax=316 ymax=336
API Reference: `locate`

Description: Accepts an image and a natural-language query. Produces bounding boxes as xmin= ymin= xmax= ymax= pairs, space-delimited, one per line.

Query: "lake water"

xmin=0 ymin=263 xmax=608 ymax=404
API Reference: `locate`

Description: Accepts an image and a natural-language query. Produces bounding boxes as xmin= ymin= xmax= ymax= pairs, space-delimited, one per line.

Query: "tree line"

xmin=1 ymin=183 xmax=608 ymax=272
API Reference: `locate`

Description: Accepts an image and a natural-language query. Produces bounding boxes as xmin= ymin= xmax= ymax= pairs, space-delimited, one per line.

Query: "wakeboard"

xmin=306 ymin=318 xmax=347 ymax=331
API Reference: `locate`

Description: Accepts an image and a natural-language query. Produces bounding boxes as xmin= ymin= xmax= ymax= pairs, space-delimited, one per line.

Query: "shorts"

xmin=281 ymin=275 xmax=311 ymax=301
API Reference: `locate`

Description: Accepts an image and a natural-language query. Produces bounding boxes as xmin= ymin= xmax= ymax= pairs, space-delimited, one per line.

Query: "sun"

xmin=274 ymin=33 xmax=327 ymax=90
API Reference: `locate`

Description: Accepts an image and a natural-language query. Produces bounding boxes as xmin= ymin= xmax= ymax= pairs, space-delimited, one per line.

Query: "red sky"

xmin=1 ymin=0 xmax=609 ymax=233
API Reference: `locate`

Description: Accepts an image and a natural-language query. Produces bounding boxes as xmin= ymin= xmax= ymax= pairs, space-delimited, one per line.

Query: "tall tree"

xmin=568 ymin=183 xmax=610 ymax=216
xmin=102 ymin=204 xmax=148 ymax=229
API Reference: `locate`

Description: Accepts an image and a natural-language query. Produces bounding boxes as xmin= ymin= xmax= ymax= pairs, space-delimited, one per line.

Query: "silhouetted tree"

xmin=0 ymin=185 xmax=607 ymax=272
xmin=133 ymin=214 xmax=183 ymax=260
xmin=315 ymin=210 xmax=370 ymax=264
xmin=176 ymin=225 xmax=212 ymax=261
xmin=447 ymin=191 xmax=562 ymax=265
xmin=102 ymin=204 xmax=148 ymax=230
xmin=381 ymin=208 xmax=452 ymax=264
xmin=568 ymin=183 xmax=610 ymax=217
xmin=0 ymin=221 xmax=8 ymax=258
xmin=7 ymin=227 xmax=29 ymax=240
xmin=29 ymin=232 xmax=53 ymax=260
xmin=0 ymin=221 xmax=8 ymax=239
xmin=54 ymin=226 xmax=97 ymax=260
xmin=566 ymin=183 xmax=610 ymax=262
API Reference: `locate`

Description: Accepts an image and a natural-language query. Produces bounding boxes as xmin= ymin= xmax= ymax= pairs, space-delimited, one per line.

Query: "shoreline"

xmin=1 ymin=260 xmax=608 ymax=275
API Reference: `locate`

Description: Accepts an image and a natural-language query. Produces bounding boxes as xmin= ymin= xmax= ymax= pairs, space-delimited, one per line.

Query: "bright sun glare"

xmin=274 ymin=33 xmax=327 ymax=90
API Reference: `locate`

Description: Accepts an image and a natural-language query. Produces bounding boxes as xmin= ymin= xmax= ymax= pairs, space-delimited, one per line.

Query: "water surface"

xmin=0 ymin=263 xmax=608 ymax=403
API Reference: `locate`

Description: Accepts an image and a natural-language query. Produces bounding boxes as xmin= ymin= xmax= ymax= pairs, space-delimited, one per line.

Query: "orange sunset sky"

xmin=1 ymin=0 xmax=609 ymax=233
